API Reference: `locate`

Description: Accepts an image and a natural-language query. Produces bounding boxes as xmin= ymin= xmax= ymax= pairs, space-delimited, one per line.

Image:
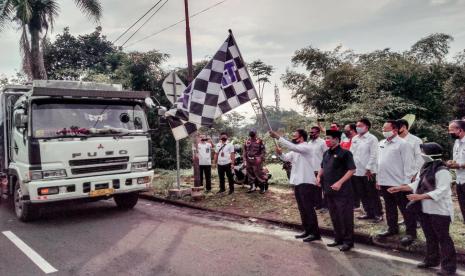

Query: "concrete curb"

xmin=139 ymin=194 xmax=465 ymax=264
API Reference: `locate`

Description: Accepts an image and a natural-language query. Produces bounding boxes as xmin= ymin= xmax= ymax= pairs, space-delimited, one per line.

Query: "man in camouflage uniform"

xmin=244 ymin=129 xmax=267 ymax=194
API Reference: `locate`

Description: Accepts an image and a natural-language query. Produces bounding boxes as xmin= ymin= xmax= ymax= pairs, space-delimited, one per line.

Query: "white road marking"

xmin=2 ymin=231 xmax=58 ymax=274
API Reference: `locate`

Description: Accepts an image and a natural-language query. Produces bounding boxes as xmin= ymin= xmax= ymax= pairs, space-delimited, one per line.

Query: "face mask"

xmin=249 ymin=132 xmax=256 ymax=138
xmin=221 ymin=137 xmax=227 ymax=142
xmin=421 ymin=154 xmax=434 ymax=163
xmin=325 ymin=140 xmax=332 ymax=147
xmin=356 ymin=127 xmax=366 ymax=134
xmin=383 ymin=131 xmax=394 ymax=139
xmin=291 ymin=138 xmax=299 ymax=144
xmin=201 ymin=139 xmax=207 ymax=142
xmin=421 ymin=154 xmax=442 ymax=163
xmin=449 ymin=133 xmax=460 ymax=140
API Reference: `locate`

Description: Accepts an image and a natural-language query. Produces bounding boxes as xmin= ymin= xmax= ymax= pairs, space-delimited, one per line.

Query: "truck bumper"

xmin=26 ymin=170 xmax=154 ymax=203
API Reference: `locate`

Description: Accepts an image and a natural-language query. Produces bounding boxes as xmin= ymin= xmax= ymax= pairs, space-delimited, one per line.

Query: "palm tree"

xmin=0 ymin=0 xmax=102 ymax=80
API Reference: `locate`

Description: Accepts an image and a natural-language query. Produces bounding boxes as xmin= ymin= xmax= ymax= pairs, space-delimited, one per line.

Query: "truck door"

xmin=10 ymin=109 xmax=28 ymax=167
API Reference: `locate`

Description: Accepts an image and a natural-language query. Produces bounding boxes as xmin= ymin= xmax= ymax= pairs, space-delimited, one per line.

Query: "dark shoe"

xmin=259 ymin=189 xmax=266 ymax=194
xmin=204 ymin=190 xmax=211 ymax=194
xmin=303 ymin=235 xmax=321 ymax=243
xmin=417 ymin=262 xmax=440 ymax=269
xmin=228 ymin=190 xmax=234 ymax=195
xmin=326 ymin=241 xmax=343 ymax=247
xmin=357 ymin=214 xmax=374 ymax=220
xmin=295 ymin=232 xmax=310 ymax=239
xmin=372 ymin=216 xmax=383 ymax=223
xmin=377 ymin=230 xmax=399 ymax=238
xmin=216 ymin=190 xmax=225 ymax=194
xmin=339 ymin=244 xmax=353 ymax=252
xmin=400 ymin=235 xmax=416 ymax=247
xmin=247 ymin=186 xmax=256 ymax=193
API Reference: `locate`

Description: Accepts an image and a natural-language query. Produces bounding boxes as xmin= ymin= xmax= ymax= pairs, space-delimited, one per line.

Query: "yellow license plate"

xmin=89 ymin=188 xmax=114 ymax=197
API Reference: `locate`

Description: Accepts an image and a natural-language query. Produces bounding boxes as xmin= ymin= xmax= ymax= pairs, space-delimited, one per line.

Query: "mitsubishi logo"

xmin=97 ymin=144 xmax=104 ymax=149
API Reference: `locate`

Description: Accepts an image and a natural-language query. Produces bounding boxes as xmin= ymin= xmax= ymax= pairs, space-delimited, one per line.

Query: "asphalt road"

xmin=0 ymin=198 xmax=463 ymax=276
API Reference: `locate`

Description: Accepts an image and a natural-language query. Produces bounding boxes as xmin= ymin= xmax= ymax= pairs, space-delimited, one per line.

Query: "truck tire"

xmin=14 ymin=181 xmax=38 ymax=222
xmin=114 ymin=193 xmax=139 ymax=210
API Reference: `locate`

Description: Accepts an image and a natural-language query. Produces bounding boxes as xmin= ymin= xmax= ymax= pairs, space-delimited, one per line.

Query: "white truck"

xmin=0 ymin=80 xmax=155 ymax=221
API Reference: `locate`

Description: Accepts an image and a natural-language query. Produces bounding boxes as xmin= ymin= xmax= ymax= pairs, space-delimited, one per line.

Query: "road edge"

xmin=139 ymin=194 xmax=465 ymax=264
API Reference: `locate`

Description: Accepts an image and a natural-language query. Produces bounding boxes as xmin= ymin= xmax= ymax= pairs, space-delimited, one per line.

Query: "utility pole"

xmin=184 ymin=0 xmax=200 ymax=187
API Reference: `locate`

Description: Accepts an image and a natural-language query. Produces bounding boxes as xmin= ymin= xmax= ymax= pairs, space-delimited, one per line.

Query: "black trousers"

xmin=380 ymin=186 xmax=417 ymax=237
xmin=326 ymin=195 xmax=354 ymax=245
xmin=217 ymin=164 xmax=234 ymax=192
xmin=352 ymin=175 xmax=383 ymax=217
xmin=294 ymin=184 xmax=320 ymax=237
xmin=199 ymin=165 xmax=212 ymax=191
xmin=419 ymin=212 xmax=456 ymax=273
xmin=456 ymin=184 xmax=465 ymax=223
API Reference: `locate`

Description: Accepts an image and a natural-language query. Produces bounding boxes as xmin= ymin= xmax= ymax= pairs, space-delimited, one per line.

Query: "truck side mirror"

xmin=14 ymin=113 xmax=27 ymax=129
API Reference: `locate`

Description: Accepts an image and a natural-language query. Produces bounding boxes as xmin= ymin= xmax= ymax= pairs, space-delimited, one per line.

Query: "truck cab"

xmin=0 ymin=80 xmax=155 ymax=221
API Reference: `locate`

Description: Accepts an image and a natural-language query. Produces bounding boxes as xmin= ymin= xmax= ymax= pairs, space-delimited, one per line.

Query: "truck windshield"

xmin=31 ymin=100 xmax=148 ymax=138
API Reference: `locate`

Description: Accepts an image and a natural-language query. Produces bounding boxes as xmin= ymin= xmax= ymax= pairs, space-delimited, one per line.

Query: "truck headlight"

xmin=131 ymin=162 xmax=149 ymax=171
xmin=30 ymin=169 xmax=67 ymax=180
xmin=43 ymin=169 xmax=67 ymax=179
xmin=30 ymin=171 xmax=43 ymax=181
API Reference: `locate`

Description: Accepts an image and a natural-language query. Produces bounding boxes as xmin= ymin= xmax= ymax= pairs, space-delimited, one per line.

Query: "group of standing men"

xmin=270 ymin=118 xmax=464 ymax=275
xmin=197 ymin=130 xmax=268 ymax=195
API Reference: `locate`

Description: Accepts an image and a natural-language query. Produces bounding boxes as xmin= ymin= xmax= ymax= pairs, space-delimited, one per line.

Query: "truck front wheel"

xmin=14 ymin=181 xmax=39 ymax=222
xmin=114 ymin=193 xmax=139 ymax=210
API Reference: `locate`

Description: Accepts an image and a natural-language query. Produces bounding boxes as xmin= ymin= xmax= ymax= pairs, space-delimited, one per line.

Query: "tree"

xmin=249 ymin=59 xmax=275 ymax=99
xmin=282 ymin=48 xmax=357 ymax=115
xmin=0 ymin=0 xmax=102 ymax=80
xmin=409 ymin=33 xmax=453 ymax=64
xmin=282 ymin=33 xmax=462 ymax=152
xmin=43 ymin=27 xmax=119 ymax=80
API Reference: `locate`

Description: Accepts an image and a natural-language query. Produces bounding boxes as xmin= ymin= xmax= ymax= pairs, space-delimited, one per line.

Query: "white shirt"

xmin=350 ymin=132 xmax=378 ymax=176
xmin=307 ymin=137 xmax=327 ymax=173
xmin=453 ymin=136 xmax=465 ymax=184
xmin=215 ymin=142 xmax=235 ymax=165
xmin=408 ymin=169 xmax=454 ymax=219
xmin=198 ymin=142 xmax=212 ymax=165
xmin=378 ymin=135 xmax=416 ymax=186
xmin=401 ymin=133 xmax=424 ymax=174
xmin=279 ymin=137 xmax=316 ymax=185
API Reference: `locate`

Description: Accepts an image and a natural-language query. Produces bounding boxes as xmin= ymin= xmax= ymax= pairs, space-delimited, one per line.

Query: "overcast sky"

xmin=1 ymin=0 xmax=465 ymax=119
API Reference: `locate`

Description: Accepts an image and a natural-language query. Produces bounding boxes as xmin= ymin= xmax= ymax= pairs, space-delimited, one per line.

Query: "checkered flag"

xmin=166 ymin=32 xmax=257 ymax=140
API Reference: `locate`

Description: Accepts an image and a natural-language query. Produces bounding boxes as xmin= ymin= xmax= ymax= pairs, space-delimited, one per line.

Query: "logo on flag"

xmin=222 ymin=60 xmax=237 ymax=88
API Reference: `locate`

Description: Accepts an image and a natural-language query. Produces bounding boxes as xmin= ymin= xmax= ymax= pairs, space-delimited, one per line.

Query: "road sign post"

xmin=162 ymin=71 xmax=186 ymax=191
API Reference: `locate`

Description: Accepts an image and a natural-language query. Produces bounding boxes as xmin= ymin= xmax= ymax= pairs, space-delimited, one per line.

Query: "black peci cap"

xmin=420 ymin=142 xmax=443 ymax=156
xmin=326 ymin=129 xmax=342 ymax=140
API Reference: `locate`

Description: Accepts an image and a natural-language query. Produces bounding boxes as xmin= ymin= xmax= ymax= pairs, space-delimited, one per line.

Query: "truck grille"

xmin=71 ymin=164 xmax=127 ymax=175
xmin=69 ymin=157 xmax=129 ymax=166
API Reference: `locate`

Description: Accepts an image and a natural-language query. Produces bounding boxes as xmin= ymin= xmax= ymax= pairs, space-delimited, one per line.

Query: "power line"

xmin=124 ymin=0 xmax=228 ymax=49
xmin=112 ymin=0 xmax=164 ymax=44
xmin=121 ymin=0 xmax=170 ymax=47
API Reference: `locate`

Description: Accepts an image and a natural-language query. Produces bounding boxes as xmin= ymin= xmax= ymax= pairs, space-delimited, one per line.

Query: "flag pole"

xmin=228 ymin=29 xmax=278 ymax=146
xmin=184 ymin=0 xmax=201 ymax=188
